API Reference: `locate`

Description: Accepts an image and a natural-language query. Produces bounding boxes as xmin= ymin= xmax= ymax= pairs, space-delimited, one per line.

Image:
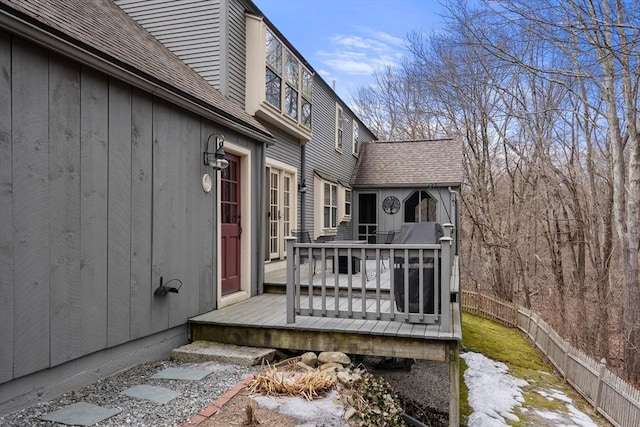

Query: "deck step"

xmin=171 ymin=341 xmax=276 ymax=367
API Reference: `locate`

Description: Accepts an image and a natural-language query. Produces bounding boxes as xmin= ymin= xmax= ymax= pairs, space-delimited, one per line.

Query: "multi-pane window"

xmin=344 ymin=189 xmax=351 ymax=217
xmin=404 ymin=191 xmax=437 ymax=223
xmin=265 ymin=30 xmax=282 ymax=109
xmin=265 ymin=29 xmax=312 ymax=128
xmin=352 ymin=122 xmax=359 ymax=155
xmin=336 ymin=105 xmax=343 ymax=151
xmin=301 ymin=69 xmax=312 ymax=128
xmin=284 ymin=51 xmax=298 ymax=120
xmin=324 ymin=182 xmax=338 ymax=229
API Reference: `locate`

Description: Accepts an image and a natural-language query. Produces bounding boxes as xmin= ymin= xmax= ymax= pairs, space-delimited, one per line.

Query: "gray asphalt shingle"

xmin=351 ymin=139 xmax=463 ymax=188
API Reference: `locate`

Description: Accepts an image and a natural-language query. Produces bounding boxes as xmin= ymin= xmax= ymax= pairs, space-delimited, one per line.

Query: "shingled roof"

xmin=351 ymin=139 xmax=463 ymax=188
xmin=0 ymin=0 xmax=272 ymax=142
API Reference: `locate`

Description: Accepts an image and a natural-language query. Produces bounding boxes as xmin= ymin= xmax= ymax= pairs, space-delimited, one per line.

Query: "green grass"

xmin=459 ymin=313 xmax=603 ymax=426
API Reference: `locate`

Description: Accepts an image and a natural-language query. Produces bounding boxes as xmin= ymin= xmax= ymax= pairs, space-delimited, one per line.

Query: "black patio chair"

xmin=374 ymin=230 xmax=396 ymax=270
xmin=292 ymin=230 xmax=323 ymax=275
xmin=363 ymin=230 xmax=395 ymax=280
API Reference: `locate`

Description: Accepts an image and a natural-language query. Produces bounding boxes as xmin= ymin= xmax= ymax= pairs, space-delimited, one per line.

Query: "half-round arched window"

xmin=404 ymin=190 xmax=436 ymax=223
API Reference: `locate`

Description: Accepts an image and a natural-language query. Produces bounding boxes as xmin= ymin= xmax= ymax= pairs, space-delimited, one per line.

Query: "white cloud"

xmin=317 ymin=27 xmax=406 ymax=78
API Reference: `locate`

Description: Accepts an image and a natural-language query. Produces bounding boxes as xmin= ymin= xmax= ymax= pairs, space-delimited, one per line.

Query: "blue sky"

xmin=253 ymin=0 xmax=450 ymax=104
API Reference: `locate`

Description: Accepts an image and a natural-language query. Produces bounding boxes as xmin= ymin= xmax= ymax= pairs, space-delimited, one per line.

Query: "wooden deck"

xmin=189 ymin=260 xmax=462 ymax=426
xmin=189 ymin=293 xmax=461 ymax=361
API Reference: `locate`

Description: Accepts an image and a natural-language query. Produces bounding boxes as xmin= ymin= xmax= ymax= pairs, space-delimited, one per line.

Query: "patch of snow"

xmin=461 ymin=351 xmax=528 ymax=426
xmin=535 ymin=388 xmax=598 ymax=426
xmin=463 ymin=351 xmax=600 ymax=427
xmin=567 ymin=403 xmax=599 ymax=427
xmin=252 ymin=390 xmax=348 ymax=426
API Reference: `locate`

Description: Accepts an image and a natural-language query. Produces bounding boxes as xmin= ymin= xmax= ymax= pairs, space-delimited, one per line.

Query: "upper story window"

xmin=265 ymin=29 xmax=312 ymax=130
xmin=246 ymin=17 xmax=313 ymax=142
xmin=352 ymin=122 xmax=359 ymax=156
xmin=336 ymin=105 xmax=344 ymax=152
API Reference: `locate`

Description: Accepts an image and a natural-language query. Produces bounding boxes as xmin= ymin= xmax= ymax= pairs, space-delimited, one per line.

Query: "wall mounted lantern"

xmin=298 ymin=179 xmax=307 ymax=194
xmin=153 ymin=276 xmax=183 ymax=297
xmin=203 ymin=134 xmax=229 ymax=171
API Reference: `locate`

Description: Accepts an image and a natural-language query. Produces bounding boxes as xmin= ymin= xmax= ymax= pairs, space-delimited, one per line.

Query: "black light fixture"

xmin=153 ymin=276 xmax=183 ymax=297
xmin=298 ymin=179 xmax=307 ymax=193
xmin=203 ymin=134 xmax=229 ymax=171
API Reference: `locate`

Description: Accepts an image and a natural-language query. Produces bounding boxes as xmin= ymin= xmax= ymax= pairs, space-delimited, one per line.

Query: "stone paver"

xmin=39 ymin=402 xmax=120 ymax=426
xmin=120 ymin=384 xmax=181 ymax=404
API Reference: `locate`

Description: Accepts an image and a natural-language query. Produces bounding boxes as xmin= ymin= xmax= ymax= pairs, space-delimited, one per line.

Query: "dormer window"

xmin=246 ymin=16 xmax=313 ymax=141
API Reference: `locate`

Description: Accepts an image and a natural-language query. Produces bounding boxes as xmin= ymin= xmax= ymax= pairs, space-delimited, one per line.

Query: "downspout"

xmin=300 ymin=144 xmax=307 ymax=232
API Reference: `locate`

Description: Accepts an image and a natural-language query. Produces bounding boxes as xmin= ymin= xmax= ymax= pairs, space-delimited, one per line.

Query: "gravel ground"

xmin=0 ymin=355 xmax=449 ymax=427
xmin=0 ymin=359 xmax=259 ymax=427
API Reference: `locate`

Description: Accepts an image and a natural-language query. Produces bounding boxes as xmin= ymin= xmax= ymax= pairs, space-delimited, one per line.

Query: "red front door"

xmin=221 ymin=153 xmax=241 ymax=295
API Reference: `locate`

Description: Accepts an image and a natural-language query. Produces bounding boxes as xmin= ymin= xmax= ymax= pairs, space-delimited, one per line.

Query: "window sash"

xmin=265 ymin=68 xmax=281 ymax=109
xmin=285 ymin=85 xmax=298 ymax=120
xmin=345 ymin=189 xmax=351 ymax=216
xmin=336 ymin=107 xmax=343 ymax=151
xmin=323 ymin=182 xmax=338 ymax=228
xmin=266 ymin=30 xmax=282 ymax=73
xmin=352 ymin=122 xmax=359 ymax=155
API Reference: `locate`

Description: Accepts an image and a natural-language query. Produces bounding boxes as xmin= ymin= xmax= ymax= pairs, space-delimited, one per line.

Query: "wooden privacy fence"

xmin=462 ymin=290 xmax=640 ymax=427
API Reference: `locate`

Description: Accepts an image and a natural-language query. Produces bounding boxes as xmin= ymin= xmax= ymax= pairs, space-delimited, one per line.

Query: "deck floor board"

xmin=191 ymin=293 xmax=461 ymax=341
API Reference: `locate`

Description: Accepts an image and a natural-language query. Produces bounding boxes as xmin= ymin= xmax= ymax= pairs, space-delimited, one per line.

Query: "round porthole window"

xmin=382 ymin=196 xmax=400 ymax=214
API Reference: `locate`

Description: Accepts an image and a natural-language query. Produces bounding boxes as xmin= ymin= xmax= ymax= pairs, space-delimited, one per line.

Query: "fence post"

xmin=594 ymin=358 xmax=607 ymax=411
xmin=285 ymin=237 xmax=296 ymax=324
xmin=561 ymin=337 xmax=568 ymax=379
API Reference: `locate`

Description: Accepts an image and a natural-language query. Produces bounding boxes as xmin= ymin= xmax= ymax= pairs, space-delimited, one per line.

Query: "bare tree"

xmin=351 ymin=0 xmax=638 ymax=383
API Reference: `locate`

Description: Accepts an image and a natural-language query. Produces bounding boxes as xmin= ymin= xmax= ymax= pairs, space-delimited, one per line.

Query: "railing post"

xmin=440 ymin=226 xmax=453 ymax=332
xmin=285 ymin=236 xmax=296 ymax=324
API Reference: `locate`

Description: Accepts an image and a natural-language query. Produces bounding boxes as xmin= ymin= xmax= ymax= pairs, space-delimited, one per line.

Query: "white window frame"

xmin=323 ymin=182 xmax=338 ymax=230
xmin=343 ymin=188 xmax=351 ymax=220
xmin=352 ymin=122 xmax=359 ymax=156
xmin=265 ymin=29 xmax=312 ymax=129
xmin=315 ymin=175 xmax=351 ymax=238
xmin=335 ymin=104 xmax=343 ymax=152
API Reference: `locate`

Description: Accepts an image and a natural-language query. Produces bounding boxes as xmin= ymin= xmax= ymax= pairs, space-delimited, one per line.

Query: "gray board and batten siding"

xmin=0 ymin=31 xmax=207 ymax=381
xmin=0 ymin=31 xmax=264 ymax=417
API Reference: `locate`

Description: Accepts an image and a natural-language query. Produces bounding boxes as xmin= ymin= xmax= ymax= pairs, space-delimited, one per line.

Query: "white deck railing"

xmin=285 ymin=227 xmax=454 ymax=331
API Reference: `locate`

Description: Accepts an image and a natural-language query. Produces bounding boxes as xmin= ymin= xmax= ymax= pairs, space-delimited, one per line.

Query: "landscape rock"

xmin=320 ymin=362 xmax=345 ymax=372
xmin=317 ymin=351 xmax=351 ymax=366
xmin=300 ymin=352 xmax=318 ymax=367
xmin=295 ymin=361 xmax=316 ymax=372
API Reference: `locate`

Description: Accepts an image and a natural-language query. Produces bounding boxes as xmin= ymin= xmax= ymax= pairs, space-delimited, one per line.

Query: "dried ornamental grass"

xmin=248 ymin=365 xmax=337 ymax=401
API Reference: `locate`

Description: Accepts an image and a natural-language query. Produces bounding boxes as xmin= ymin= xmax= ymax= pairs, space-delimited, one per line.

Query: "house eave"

xmin=351 ymin=182 xmax=462 ymax=189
